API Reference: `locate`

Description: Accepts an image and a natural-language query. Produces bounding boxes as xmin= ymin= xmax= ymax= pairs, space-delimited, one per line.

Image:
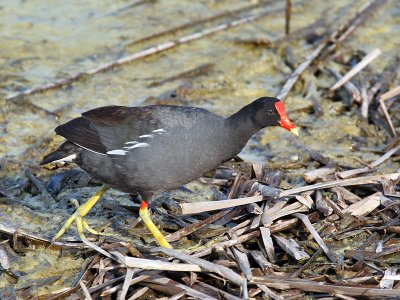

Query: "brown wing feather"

xmin=82 ymin=106 xmax=134 ymax=125
xmin=55 ymin=117 xmax=107 ymax=154
xmin=56 ymin=105 xmax=194 ymax=155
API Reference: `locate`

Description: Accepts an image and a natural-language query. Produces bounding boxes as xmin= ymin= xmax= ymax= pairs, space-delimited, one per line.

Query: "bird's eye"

xmin=268 ymin=109 xmax=274 ymax=115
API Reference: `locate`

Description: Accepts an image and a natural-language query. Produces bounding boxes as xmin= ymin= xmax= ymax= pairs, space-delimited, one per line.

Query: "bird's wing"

xmin=55 ymin=117 xmax=107 ymax=154
xmin=55 ymin=106 xmax=167 ymax=156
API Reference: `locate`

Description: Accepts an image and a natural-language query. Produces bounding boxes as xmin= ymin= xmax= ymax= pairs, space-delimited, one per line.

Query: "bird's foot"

xmin=139 ymin=200 xmax=172 ymax=249
xmin=52 ymin=185 xmax=109 ymax=241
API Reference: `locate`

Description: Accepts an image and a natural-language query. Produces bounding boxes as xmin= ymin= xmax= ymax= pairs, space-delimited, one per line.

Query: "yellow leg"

xmin=139 ymin=200 xmax=172 ymax=248
xmin=82 ymin=219 xmax=114 ymax=237
xmin=52 ymin=185 xmax=109 ymax=241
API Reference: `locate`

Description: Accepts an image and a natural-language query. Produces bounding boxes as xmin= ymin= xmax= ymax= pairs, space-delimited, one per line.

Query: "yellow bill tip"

xmin=290 ymin=127 xmax=299 ymax=136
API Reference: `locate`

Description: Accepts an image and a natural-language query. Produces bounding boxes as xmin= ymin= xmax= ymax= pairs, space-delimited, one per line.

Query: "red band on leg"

xmin=140 ymin=200 xmax=148 ymax=211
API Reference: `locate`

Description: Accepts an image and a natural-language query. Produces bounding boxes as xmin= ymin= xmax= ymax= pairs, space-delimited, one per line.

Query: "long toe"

xmin=52 ymin=185 xmax=109 ymax=241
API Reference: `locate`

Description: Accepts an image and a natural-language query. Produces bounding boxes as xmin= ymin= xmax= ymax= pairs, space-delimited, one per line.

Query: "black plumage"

xmin=42 ymin=97 xmax=296 ymax=201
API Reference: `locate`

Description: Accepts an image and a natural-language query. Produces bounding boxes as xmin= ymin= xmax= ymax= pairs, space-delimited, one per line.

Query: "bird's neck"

xmin=223 ymin=108 xmax=262 ymax=155
xmin=226 ymin=106 xmax=261 ymax=139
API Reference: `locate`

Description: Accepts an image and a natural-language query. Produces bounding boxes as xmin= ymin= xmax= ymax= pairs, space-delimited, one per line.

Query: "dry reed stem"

xmin=112 ymin=251 xmax=202 ymax=272
xmin=252 ymin=276 xmax=400 ymax=297
xmin=379 ymin=86 xmax=400 ymax=136
xmin=337 ymin=144 xmax=400 ymax=178
xmin=330 ymin=48 xmax=382 ymax=91
xmin=148 ymin=247 xmax=243 ymax=286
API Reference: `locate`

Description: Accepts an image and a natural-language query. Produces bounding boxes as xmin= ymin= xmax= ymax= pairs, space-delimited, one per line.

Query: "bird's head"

xmin=250 ymin=97 xmax=298 ymax=135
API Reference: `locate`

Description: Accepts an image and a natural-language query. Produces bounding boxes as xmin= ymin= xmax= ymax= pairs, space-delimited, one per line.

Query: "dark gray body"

xmin=78 ymin=107 xmax=252 ymax=198
xmin=41 ymin=98 xmax=282 ymax=200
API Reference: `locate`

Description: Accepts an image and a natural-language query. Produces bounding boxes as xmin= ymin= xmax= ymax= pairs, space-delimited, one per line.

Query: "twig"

xmin=250 ymin=203 xmax=263 ymax=228
xmin=331 ymin=186 xmax=362 ymax=204
xmin=260 ymin=227 xmax=275 ymax=263
xmin=279 ymin=173 xmax=399 ymax=196
xmin=180 ymin=195 xmax=262 ymax=215
xmin=79 ymin=280 xmax=93 ymax=300
xmin=316 ymin=190 xmax=333 ymax=216
xmin=380 ymin=85 xmax=400 ymax=102
xmin=241 ymin=278 xmax=249 ymax=300
xmin=295 ymin=194 xmax=314 ymax=209
xmin=379 ymin=85 xmax=400 ymax=136
xmin=360 ymin=86 xmax=369 ymax=119
xmin=100 ymin=273 xmax=155 ymax=297
xmin=193 ymin=231 xmax=260 ymax=257
xmin=148 ymin=247 xmax=243 ymax=286
xmin=330 ymin=48 xmax=382 ymax=91
xmin=80 ymin=235 xmax=114 ymax=260
xmin=379 ymin=267 xmax=398 ymax=289
xmin=303 ymin=166 xmax=337 ymax=183
xmin=251 ymin=275 xmax=400 ymax=297
xmin=327 ymin=68 xmax=361 ymax=103
xmin=127 ymin=287 xmax=149 ymax=300
xmin=0 ymin=221 xmax=92 ymax=250
xmin=0 ymin=188 xmax=19 ymax=202
xmin=0 ymin=244 xmax=10 ymax=270
xmin=24 ymin=168 xmax=55 ymax=205
xmin=342 ymin=192 xmax=382 ymax=217
xmin=290 ymin=248 xmax=322 ymax=277
xmin=323 ymin=196 xmax=346 ymax=218
xmin=194 ymin=282 xmax=242 ymax=300
xmin=293 ymin=213 xmax=337 ymax=262
xmin=166 ymin=209 xmax=230 ymax=242
xmin=278 ymin=16 xmax=326 ymax=45
xmin=285 ymin=0 xmax=291 ymax=35
xmin=337 ymin=144 xmax=400 ymax=178
xmin=111 ymin=251 xmax=202 ymax=272
xmin=273 ymin=235 xmax=310 ymax=260
xmin=368 ymin=56 xmax=400 ymax=130
xmin=249 ymin=251 xmax=273 ymax=272
xmin=326 ymin=0 xmax=387 ymax=52
xmin=124 ymin=0 xmax=277 ymax=48
xmin=277 ymin=42 xmax=326 ymax=100
xmin=142 ymin=276 xmax=217 ymax=300
xmin=120 ymin=267 xmax=135 ymax=300
xmin=257 ymin=284 xmax=283 ymax=300
xmin=266 ymin=202 xmax=309 ymax=222
xmin=231 ymin=247 xmax=252 ymax=281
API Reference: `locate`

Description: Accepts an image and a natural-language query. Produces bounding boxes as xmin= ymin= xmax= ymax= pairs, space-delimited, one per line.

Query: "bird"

xmin=41 ymin=97 xmax=298 ymax=248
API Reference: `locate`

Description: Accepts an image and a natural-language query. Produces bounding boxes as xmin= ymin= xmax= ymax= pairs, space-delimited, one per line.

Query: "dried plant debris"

xmin=1 ymin=163 xmax=400 ymax=299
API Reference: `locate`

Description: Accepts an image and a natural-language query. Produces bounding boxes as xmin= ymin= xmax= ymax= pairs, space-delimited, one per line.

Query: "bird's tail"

xmin=40 ymin=141 xmax=80 ymax=165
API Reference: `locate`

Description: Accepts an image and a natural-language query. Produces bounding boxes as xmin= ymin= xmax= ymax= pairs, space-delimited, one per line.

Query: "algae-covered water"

xmin=0 ymin=0 xmax=399 ymax=297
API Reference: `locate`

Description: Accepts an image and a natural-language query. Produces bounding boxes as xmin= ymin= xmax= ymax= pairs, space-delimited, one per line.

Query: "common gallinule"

xmin=41 ymin=97 xmax=297 ymax=248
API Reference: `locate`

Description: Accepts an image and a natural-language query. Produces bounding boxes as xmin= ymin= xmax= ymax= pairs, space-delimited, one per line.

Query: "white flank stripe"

xmin=72 ymin=142 xmax=107 ymax=156
xmin=123 ymin=145 xmax=138 ymax=150
xmin=129 ymin=142 xmax=149 ymax=148
xmin=51 ymin=154 xmax=77 ymax=164
xmin=107 ymin=149 xmax=127 ymax=155
xmin=122 ymin=142 xmax=150 ymax=150
xmin=139 ymin=134 xmax=154 ymax=138
xmin=125 ymin=141 xmax=138 ymax=144
xmin=152 ymin=128 xmax=166 ymax=133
